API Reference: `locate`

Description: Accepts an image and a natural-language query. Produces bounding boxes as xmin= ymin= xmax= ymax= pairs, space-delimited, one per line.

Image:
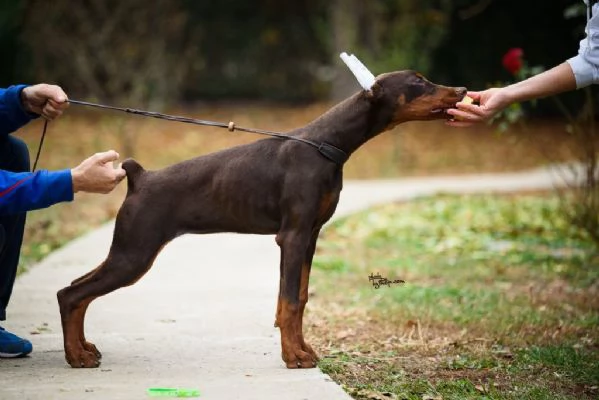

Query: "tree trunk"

xmin=330 ymin=0 xmax=360 ymax=101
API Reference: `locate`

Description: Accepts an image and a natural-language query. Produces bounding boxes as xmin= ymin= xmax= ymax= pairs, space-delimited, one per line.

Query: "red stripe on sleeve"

xmin=0 ymin=176 xmax=33 ymax=198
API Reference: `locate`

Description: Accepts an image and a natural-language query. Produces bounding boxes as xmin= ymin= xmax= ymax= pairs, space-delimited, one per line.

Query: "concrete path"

xmin=0 ymin=167 xmax=563 ymax=400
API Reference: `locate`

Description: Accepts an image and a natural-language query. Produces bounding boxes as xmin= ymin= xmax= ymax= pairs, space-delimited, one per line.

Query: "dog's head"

xmin=368 ymin=70 xmax=466 ymax=130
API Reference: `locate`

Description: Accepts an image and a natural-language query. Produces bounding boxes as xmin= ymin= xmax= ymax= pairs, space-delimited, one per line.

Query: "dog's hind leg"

xmin=275 ymin=227 xmax=318 ymax=368
xmin=67 ymin=265 xmax=109 ymax=359
xmin=57 ymin=207 xmax=173 ymax=368
xmin=58 ymin=244 xmax=166 ymax=368
xmin=70 ymin=266 xmax=100 ymax=286
xmin=66 ymin=268 xmax=107 ymax=359
xmin=77 ymin=301 xmax=102 ymax=359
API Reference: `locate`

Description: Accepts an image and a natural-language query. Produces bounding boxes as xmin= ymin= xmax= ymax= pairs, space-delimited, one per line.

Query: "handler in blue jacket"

xmin=0 ymin=83 xmax=126 ymax=358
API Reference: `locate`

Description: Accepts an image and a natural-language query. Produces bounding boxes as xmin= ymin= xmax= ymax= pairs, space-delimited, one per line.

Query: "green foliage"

xmin=361 ymin=0 xmax=453 ymax=74
xmin=515 ymin=345 xmax=599 ymax=387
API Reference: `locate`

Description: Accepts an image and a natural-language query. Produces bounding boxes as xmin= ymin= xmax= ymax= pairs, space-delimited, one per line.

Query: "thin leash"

xmin=32 ymin=120 xmax=48 ymax=172
xmin=31 ymin=99 xmax=348 ymax=171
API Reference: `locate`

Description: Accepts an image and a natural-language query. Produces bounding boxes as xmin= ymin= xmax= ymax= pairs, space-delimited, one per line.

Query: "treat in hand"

xmin=461 ymin=95 xmax=474 ymax=105
xmin=453 ymin=95 xmax=475 ymax=121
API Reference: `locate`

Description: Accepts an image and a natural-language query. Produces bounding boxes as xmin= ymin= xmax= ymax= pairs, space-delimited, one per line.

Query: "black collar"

xmin=317 ymin=143 xmax=349 ymax=165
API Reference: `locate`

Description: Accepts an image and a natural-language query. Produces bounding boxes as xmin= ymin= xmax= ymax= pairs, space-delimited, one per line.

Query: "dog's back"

xmin=120 ymin=137 xmax=342 ymax=236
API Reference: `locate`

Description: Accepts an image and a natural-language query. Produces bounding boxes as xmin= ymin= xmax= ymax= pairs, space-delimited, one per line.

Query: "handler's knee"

xmin=0 ymin=136 xmax=30 ymax=173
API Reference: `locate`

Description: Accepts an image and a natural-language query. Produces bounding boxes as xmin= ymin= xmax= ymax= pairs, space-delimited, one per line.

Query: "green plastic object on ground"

xmin=147 ymin=388 xmax=201 ymax=397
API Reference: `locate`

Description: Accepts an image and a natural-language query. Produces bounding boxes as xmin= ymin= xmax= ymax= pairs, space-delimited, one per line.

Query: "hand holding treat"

xmin=446 ymin=88 xmax=511 ymax=126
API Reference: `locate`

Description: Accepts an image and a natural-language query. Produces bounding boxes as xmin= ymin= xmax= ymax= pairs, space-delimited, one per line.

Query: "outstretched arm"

xmin=446 ymin=63 xmax=577 ymax=126
xmin=0 ymin=150 xmax=126 ymax=216
xmin=448 ymin=2 xmax=598 ymax=127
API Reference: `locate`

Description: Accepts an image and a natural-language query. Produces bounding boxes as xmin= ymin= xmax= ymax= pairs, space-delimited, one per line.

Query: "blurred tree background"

xmin=0 ymin=0 xmax=589 ymax=111
xmin=9 ymin=0 xmax=599 ymax=275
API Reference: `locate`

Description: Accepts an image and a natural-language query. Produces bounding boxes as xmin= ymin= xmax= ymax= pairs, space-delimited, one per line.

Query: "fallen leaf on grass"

xmin=491 ymin=346 xmax=513 ymax=359
xmin=336 ymin=329 xmax=354 ymax=340
xmin=347 ymin=387 xmax=397 ymax=399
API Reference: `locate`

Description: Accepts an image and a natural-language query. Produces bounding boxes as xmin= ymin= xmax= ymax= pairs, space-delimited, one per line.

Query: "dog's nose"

xmin=455 ymin=87 xmax=467 ymax=98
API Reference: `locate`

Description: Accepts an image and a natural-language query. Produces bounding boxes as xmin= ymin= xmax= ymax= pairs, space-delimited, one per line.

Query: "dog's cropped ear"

xmin=340 ymin=52 xmax=377 ymax=93
xmin=365 ymin=81 xmax=382 ymax=100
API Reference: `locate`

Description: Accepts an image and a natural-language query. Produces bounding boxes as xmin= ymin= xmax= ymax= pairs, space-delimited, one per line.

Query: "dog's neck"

xmin=296 ymin=90 xmax=397 ymax=158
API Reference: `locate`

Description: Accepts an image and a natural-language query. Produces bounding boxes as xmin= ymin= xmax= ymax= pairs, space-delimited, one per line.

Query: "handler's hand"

xmin=71 ymin=150 xmax=127 ymax=194
xmin=20 ymin=83 xmax=69 ymax=120
xmin=446 ymin=88 xmax=511 ymax=127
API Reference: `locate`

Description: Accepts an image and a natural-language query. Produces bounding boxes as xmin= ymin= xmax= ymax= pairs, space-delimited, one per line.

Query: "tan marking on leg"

xmin=65 ymin=300 xmax=100 ymax=368
xmin=278 ymin=297 xmax=316 ymax=369
xmin=78 ymin=298 xmax=101 ymax=358
xmin=297 ymin=262 xmax=318 ymax=360
xmin=275 ymin=296 xmax=282 ymax=328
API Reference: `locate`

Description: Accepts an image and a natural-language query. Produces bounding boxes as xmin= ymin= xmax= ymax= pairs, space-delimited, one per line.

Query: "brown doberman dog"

xmin=57 ymin=70 xmax=466 ymax=369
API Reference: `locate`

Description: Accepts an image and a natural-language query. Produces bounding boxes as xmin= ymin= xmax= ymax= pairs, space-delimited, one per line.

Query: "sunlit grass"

xmin=309 ymin=193 xmax=599 ymax=399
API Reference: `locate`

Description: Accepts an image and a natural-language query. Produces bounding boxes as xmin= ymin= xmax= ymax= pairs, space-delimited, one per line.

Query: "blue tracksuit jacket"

xmin=0 ymin=85 xmax=73 ymax=216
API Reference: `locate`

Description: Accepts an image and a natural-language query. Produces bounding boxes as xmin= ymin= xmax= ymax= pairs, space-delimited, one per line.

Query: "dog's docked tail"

xmin=122 ymin=158 xmax=146 ymax=194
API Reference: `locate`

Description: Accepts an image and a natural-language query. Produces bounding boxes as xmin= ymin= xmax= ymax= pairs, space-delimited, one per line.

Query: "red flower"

xmin=502 ymin=48 xmax=523 ymax=76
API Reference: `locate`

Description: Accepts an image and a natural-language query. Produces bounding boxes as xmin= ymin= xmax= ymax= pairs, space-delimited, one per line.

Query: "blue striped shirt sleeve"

xmin=0 ymin=169 xmax=74 ymax=215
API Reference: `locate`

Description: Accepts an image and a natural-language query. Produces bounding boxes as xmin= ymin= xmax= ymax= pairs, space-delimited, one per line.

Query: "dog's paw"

xmin=82 ymin=341 xmax=102 ymax=359
xmin=300 ymin=340 xmax=319 ymax=362
xmin=66 ymin=350 xmax=101 ymax=368
xmin=282 ymin=348 xmax=317 ymax=369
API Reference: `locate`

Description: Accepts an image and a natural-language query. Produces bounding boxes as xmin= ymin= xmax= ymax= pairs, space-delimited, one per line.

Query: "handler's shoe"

xmin=0 ymin=326 xmax=32 ymax=358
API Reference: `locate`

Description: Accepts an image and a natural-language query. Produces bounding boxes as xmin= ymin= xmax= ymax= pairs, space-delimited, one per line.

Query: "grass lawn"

xmin=308 ymin=193 xmax=599 ymax=400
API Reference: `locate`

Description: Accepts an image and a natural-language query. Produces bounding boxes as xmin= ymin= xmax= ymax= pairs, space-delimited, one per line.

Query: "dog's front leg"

xmin=274 ymin=229 xmax=318 ymax=360
xmin=297 ymin=229 xmax=320 ymax=362
xmin=275 ymin=229 xmax=318 ymax=369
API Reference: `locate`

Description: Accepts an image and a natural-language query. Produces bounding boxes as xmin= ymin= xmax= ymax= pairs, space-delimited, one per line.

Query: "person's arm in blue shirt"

xmin=0 ymin=149 xmax=126 ymax=216
xmin=0 ymin=85 xmax=36 ymax=137
xmin=0 ymin=84 xmax=74 ymax=215
xmin=0 ymin=169 xmax=74 ymax=215
xmin=0 ymin=84 xmax=126 ymax=216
